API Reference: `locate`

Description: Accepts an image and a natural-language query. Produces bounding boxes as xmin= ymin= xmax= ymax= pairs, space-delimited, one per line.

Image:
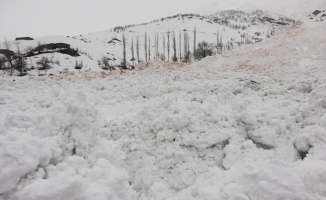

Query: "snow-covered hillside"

xmin=1 ymin=15 xmax=326 ymax=200
xmin=309 ymin=9 xmax=326 ymax=22
xmin=200 ymin=0 xmax=326 ymax=19
xmin=0 ymin=10 xmax=297 ymax=76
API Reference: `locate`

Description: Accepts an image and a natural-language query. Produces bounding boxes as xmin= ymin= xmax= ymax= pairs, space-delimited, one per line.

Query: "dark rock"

xmin=14 ymin=43 xmax=80 ymax=58
xmin=34 ymin=43 xmax=71 ymax=52
xmin=275 ymin=21 xmax=288 ymax=26
xmin=313 ymin=10 xmax=321 ymax=15
xmin=15 ymin=37 xmax=34 ymax=41
xmin=108 ymin=38 xmax=122 ymax=44
xmin=298 ymin=150 xmax=308 ymax=160
xmin=0 ymin=49 xmax=15 ymax=57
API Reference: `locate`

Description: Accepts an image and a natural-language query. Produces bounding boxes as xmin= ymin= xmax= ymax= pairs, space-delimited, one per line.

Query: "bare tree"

xmin=2 ymin=38 xmax=14 ymax=75
xmin=172 ymin=32 xmax=177 ymax=62
xmin=183 ymin=31 xmax=188 ymax=62
xmin=162 ymin=34 xmax=166 ymax=61
xmin=226 ymin=41 xmax=232 ymax=51
xmin=179 ymin=30 xmax=182 ymax=62
xmin=136 ymin=36 xmax=140 ymax=63
xmin=167 ymin=29 xmax=170 ymax=62
xmin=184 ymin=30 xmax=189 ymax=62
xmin=3 ymin=37 xmax=11 ymax=50
xmin=144 ymin=32 xmax=148 ymax=62
xmin=122 ymin=33 xmax=126 ymax=67
xmin=193 ymin=26 xmax=196 ymax=60
xmin=148 ymin=35 xmax=151 ymax=61
xmin=216 ymin=28 xmax=219 ymax=54
xmin=14 ymin=44 xmax=27 ymax=76
xmin=188 ymin=32 xmax=190 ymax=62
xmin=220 ymin=35 xmax=223 ymax=54
xmin=155 ymin=33 xmax=159 ymax=61
xmin=36 ymin=40 xmax=43 ymax=54
xmin=36 ymin=56 xmax=52 ymax=70
xmin=130 ymin=37 xmax=135 ymax=68
xmin=154 ymin=34 xmax=157 ymax=61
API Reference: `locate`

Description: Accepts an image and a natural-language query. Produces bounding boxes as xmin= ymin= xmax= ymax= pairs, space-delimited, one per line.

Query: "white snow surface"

xmin=1 ymin=22 xmax=326 ymax=200
xmin=200 ymin=0 xmax=326 ymax=19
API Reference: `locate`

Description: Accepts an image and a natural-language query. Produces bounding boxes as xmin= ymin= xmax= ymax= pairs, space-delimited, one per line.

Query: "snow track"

xmin=1 ymin=23 xmax=326 ymax=200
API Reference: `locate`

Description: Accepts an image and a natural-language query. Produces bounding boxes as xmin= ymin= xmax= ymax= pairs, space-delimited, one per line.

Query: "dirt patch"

xmin=138 ymin=61 xmax=189 ymax=71
xmin=26 ymin=61 xmax=190 ymax=81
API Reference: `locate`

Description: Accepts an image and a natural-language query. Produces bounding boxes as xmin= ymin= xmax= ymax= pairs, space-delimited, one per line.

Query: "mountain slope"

xmin=1 ymin=10 xmax=297 ymax=76
xmin=200 ymin=0 xmax=326 ymax=19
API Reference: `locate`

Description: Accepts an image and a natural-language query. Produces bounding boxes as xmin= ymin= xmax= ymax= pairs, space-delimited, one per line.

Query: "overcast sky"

xmin=0 ymin=0 xmax=215 ymax=41
xmin=0 ymin=0 xmax=313 ymax=42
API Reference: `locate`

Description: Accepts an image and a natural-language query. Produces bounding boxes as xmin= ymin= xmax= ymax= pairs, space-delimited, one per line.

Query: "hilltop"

xmin=200 ymin=0 xmax=326 ymax=19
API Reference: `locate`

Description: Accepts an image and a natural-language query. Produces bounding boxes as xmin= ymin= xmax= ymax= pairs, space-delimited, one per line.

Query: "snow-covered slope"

xmin=1 ymin=18 xmax=326 ymax=200
xmin=279 ymin=0 xmax=326 ymax=19
xmin=1 ymin=10 xmax=297 ymax=76
xmin=200 ymin=0 xmax=326 ymax=19
xmin=308 ymin=9 xmax=326 ymax=23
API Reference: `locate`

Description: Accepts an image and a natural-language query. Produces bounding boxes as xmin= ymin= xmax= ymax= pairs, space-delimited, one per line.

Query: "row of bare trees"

xmin=119 ymin=26 xmax=229 ymax=67
xmin=1 ymin=26 xmax=231 ymax=74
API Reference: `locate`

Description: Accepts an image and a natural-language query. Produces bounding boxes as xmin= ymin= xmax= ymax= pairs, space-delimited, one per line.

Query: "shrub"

xmin=194 ymin=41 xmax=214 ymax=60
xmin=160 ymin=54 xmax=166 ymax=61
xmin=36 ymin=57 xmax=52 ymax=70
xmin=254 ymin=32 xmax=261 ymax=36
xmin=0 ymin=56 xmax=7 ymax=74
xmin=100 ymin=56 xmax=113 ymax=70
xmin=74 ymin=60 xmax=83 ymax=69
xmin=13 ymin=56 xmax=27 ymax=76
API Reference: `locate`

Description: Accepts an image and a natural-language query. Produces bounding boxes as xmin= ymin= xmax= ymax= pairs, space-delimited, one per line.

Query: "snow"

xmin=2 ymin=9 xmax=293 ymax=76
xmin=200 ymin=0 xmax=326 ymax=19
xmin=1 ymin=19 xmax=326 ymax=200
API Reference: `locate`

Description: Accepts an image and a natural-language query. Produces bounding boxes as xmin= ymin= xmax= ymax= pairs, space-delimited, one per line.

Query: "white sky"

xmin=0 ymin=0 xmax=317 ymax=42
xmin=0 ymin=0 xmax=214 ymax=41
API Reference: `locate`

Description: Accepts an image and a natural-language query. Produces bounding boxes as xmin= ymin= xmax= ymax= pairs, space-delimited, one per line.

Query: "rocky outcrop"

xmin=0 ymin=49 xmax=14 ymax=57
xmin=26 ymin=43 xmax=79 ymax=57
xmin=312 ymin=10 xmax=321 ymax=15
xmin=15 ymin=37 xmax=34 ymax=41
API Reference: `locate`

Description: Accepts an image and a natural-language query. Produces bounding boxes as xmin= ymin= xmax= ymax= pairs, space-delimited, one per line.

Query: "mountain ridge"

xmin=199 ymin=0 xmax=326 ymax=19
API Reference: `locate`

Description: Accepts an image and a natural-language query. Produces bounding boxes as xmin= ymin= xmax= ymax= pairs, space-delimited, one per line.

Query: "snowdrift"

xmin=1 ymin=18 xmax=326 ymax=200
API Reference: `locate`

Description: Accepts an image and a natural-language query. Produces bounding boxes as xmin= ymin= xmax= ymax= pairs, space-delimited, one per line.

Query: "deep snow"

xmin=1 ymin=22 xmax=326 ymax=200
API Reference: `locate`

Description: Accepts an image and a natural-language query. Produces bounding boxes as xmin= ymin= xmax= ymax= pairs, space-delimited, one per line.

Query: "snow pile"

xmin=1 ymin=23 xmax=326 ymax=200
xmin=0 ymin=89 xmax=136 ymax=200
